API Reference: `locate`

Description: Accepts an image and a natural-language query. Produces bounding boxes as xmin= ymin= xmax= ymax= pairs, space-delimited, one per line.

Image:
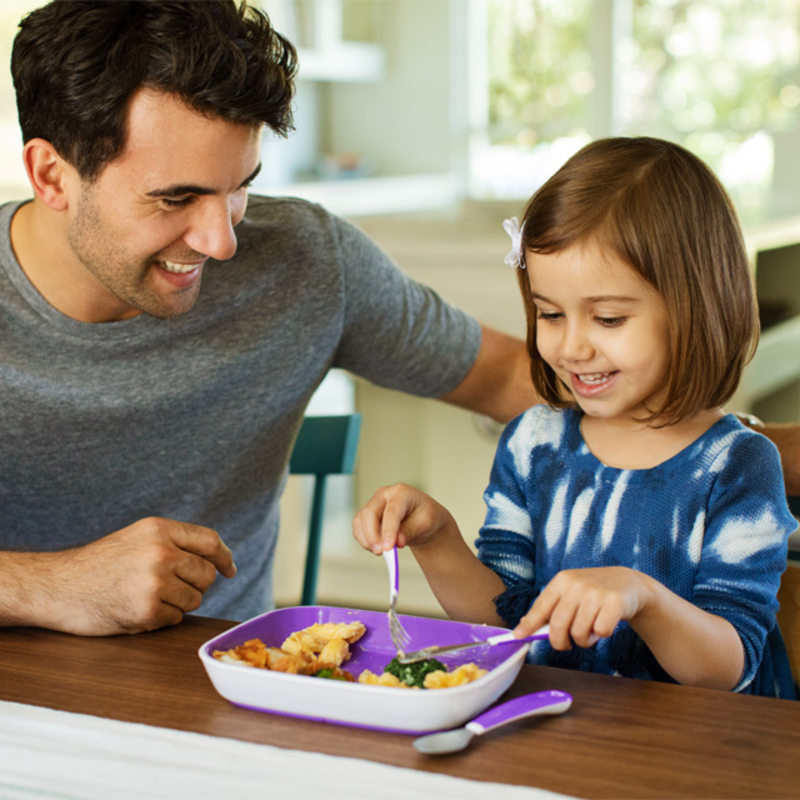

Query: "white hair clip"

xmin=502 ymin=217 xmax=526 ymax=269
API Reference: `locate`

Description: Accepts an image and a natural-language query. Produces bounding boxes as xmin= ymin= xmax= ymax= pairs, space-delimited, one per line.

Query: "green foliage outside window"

xmin=488 ymin=0 xmax=593 ymax=150
xmin=485 ymin=0 xmax=800 ymax=218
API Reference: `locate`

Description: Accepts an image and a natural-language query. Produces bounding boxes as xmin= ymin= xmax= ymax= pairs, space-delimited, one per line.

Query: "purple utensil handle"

xmin=383 ymin=548 xmax=399 ymax=593
xmin=467 ymin=690 xmax=573 ymax=734
xmin=487 ymin=625 xmax=550 ymax=646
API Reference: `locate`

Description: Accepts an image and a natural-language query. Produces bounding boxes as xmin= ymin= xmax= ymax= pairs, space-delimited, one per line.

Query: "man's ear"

xmin=22 ymin=138 xmax=74 ymax=211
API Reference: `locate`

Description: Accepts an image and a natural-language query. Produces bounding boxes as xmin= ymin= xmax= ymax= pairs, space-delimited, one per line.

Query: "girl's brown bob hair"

xmin=517 ymin=136 xmax=759 ymax=426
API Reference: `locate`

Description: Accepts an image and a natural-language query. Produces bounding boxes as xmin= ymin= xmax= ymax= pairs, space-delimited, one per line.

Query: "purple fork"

xmin=397 ymin=624 xmax=551 ymax=664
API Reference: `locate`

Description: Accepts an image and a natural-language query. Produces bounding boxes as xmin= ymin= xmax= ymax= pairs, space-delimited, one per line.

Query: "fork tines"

xmin=388 ymin=598 xmax=410 ymax=654
xmin=383 ymin=548 xmax=411 ymax=654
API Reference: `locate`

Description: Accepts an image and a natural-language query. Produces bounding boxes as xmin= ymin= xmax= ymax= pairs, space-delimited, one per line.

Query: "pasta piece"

xmin=424 ymin=663 xmax=488 ymax=689
xmin=357 ymin=670 xmax=418 ymax=689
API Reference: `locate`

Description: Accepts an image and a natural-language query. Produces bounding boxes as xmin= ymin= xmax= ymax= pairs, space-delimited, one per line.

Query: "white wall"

xmin=325 ymin=0 xmax=456 ymax=178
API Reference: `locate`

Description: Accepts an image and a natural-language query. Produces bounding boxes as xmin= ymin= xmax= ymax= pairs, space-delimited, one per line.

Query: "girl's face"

xmin=527 ymin=240 xmax=671 ymax=427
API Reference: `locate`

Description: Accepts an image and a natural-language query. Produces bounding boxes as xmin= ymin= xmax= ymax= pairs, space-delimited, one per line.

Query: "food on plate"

xmin=359 ymin=657 xmax=488 ymax=689
xmin=312 ymin=667 xmax=352 ymax=681
xmin=357 ymin=669 xmax=410 ymax=688
xmin=281 ymin=621 xmax=366 ymax=659
xmin=423 ymin=663 xmax=488 ymax=688
xmin=212 ymin=621 xmax=366 ymax=680
xmin=213 ymin=638 xmax=309 ymax=673
xmin=212 ymin=621 xmax=488 ymax=688
xmin=213 ymin=637 xmax=326 ymax=675
xmin=383 ymin=656 xmax=448 ymax=688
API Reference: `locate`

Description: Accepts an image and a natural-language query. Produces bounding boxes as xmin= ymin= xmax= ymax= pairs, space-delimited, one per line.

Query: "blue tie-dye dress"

xmin=476 ymin=406 xmax=797 ymax=699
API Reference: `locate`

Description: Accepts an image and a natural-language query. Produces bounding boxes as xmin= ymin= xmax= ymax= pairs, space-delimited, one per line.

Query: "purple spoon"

xmin=413 ymin=690 xmax=573 ymax=754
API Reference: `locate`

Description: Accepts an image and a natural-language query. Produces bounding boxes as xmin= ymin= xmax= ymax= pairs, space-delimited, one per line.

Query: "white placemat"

xmin=0 ymin=700 xmax=578 ymax=800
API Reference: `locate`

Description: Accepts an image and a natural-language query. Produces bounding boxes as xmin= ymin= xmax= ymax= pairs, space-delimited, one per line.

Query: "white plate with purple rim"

xmin=198 ymin=605 xmax=536 ymax=734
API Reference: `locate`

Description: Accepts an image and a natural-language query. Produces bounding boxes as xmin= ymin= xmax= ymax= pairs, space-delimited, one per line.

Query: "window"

xmin=0 ymin=1 xmax=42 ymax=202
xmin=473 ymin=0 xmax=800 ymax=225
xmin=471 ymin=0 xmax=594 ymax=198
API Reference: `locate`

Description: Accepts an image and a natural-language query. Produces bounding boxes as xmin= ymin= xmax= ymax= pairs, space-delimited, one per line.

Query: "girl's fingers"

xmin=513 ymin=569 xmax=639 ymax=651
xmin=351 ymin=515 xmax=371 ymax=551
xmin=515 ymin=587 xmax=559 ymax=638
xmin=516 ymin=575 xmax=584 ymax=650
xmin=351 ymin=515 xmax=368 ymax=551
xmin=352 ymin=494 xmax=390 ymax=553
xmin=379 ymin=494 xmax=415 ymax=551
xmin=379 ymin=485 xmax=445 ymax=550
xmin=592 ymin=598 xmax=625 ymax=640
xmin=353 ymin=486 xmax=421 ymax=554
xmin=570 ymin=602 xmax=603 ymax=648
xmin=547 ymin=597 xmax=581 ymax=651
xmin=353 ymin=485 xmax=444 ymax=555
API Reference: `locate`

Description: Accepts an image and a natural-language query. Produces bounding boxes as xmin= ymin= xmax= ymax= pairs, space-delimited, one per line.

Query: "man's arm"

xmin=0 ymin=518 xmax=236 ymax=635
xmin=438 ymin=325 xmax=537 ymax=423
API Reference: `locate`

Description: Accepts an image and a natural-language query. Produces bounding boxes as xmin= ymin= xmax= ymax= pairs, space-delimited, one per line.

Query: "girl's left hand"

xmin=514 ymin=567 xmax=656 ymax=650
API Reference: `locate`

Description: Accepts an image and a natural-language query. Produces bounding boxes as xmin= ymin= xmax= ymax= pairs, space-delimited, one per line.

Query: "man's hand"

xmin=0 ymin=517 xmax=236 ymax=636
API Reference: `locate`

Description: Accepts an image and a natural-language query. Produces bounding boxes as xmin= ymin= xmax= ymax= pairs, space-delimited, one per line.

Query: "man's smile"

xmin=153 ymin=258 xmax=206 ymax=290
xmin=161 ymin=260 xmax=205 ymax=275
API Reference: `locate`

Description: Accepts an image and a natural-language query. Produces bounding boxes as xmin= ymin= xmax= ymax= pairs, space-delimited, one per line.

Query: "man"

xmin=0 ymin=0 xmax=536 ymax=635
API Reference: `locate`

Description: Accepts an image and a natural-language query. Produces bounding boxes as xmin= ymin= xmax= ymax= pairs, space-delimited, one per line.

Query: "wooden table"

xmin=1 ymin=615 xmax=797 ymax=799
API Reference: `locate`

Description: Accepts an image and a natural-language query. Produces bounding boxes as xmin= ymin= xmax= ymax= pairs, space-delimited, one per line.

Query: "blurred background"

xmin=3 ymin=0 xmax=800 ymax=613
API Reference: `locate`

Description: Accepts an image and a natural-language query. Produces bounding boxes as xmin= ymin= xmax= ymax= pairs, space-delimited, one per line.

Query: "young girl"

xmin=353 ymin=137 xmax=798 ymax=699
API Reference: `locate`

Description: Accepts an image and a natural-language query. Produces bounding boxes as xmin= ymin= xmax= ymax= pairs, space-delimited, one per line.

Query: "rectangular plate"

xmin=198 ymin=606 xmax=528 ymax=734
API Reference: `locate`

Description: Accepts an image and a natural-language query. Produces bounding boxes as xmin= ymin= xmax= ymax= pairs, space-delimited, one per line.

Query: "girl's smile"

xmin=570 ymin=370 xmax=620 ymax=396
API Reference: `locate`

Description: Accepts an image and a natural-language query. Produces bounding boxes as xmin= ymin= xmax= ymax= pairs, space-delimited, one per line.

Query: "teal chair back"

xmin=289 ymin=413 xmax=363 ymax=605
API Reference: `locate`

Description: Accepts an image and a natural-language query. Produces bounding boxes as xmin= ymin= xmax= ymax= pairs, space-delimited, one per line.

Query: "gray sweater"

xmin=0 ymin=195 xmax=481 ymax=620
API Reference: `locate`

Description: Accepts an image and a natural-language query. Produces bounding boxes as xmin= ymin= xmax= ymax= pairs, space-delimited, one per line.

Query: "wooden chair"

xmin=289 ymin=413 xmax=362 ymax=605
xmin=785 ymin=496 xmax=800 ymax=561
xmin=777 ymin=564 xmax=800 ymax=685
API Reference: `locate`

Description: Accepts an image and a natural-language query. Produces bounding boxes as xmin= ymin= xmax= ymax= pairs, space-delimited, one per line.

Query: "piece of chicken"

xmin=281 ymin=622 xmax=366 ymax=664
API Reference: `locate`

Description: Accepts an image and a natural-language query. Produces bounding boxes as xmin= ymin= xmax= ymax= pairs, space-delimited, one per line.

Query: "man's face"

xmin=64 ymin=88 xmax=263 ymax=321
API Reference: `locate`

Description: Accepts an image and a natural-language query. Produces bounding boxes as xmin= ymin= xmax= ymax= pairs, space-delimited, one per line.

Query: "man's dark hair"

xmin=12 ymin=0 xmax=297 ymax=181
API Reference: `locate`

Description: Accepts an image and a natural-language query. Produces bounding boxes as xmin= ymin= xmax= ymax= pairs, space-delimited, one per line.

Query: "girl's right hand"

xmin=352 ymin=484 xmax=455 ymax=555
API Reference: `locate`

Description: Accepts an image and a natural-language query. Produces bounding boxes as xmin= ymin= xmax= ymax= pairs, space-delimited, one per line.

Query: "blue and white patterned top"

xmin=476 ymin=406 xmax=797 ymax=699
